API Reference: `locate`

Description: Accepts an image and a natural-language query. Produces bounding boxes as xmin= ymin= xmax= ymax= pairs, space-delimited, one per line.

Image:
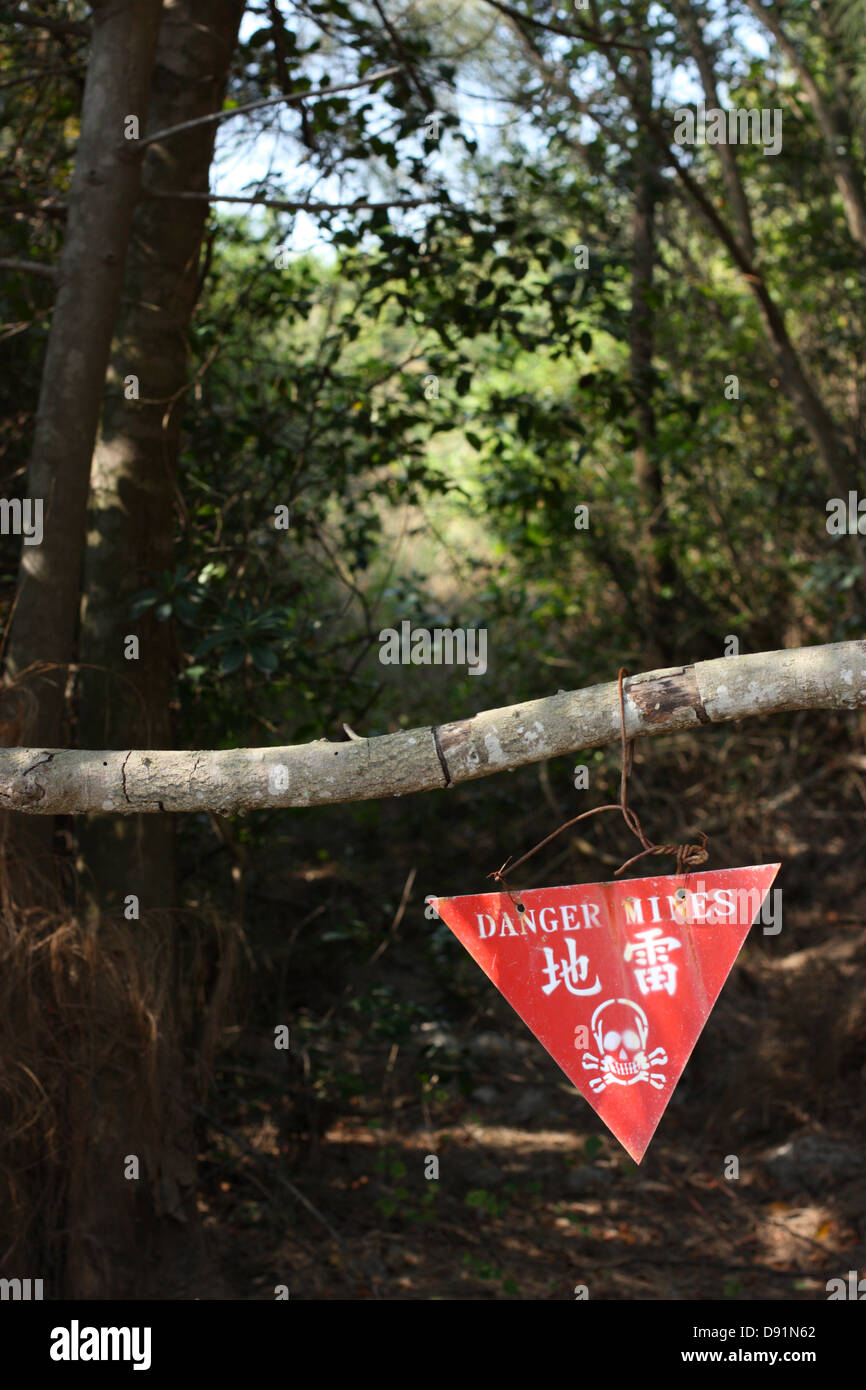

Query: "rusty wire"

xmin=489 ymin=668 xmax=709 ymax=907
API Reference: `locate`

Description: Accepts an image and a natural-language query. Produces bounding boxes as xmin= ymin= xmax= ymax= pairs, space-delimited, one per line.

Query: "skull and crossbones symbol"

xmin=581 ymin=998 xmax=668 ymax=1093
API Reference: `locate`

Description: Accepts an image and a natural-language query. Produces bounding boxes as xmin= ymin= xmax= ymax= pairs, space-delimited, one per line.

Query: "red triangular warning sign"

xmin=433 ymin=863 xmax=780 ymax=1162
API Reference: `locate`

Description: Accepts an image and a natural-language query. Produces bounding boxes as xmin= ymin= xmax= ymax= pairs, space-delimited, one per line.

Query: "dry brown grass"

xmin=0 ymin=843 xmax=245 ymax=1295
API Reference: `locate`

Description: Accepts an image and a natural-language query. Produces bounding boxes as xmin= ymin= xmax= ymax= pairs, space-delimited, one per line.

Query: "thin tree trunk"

xmin=639 ymin=105 xmax=866 ymax=582
xmin=1 ymin=0 xmax=163 ymax=874
xmin=743 ymin=0 xmax=866 ymax=255
xmin=3 ymin=0 xmax=163 ymax=743
xmin=629 ymin=38 xmax=679 ymax=664
xmin=677 ymin=1 xmax=755 ymax=260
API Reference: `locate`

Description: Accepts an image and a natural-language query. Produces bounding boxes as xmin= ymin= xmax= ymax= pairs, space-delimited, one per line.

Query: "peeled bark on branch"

xmin=1 ymin=642 xmax=864 ymax=815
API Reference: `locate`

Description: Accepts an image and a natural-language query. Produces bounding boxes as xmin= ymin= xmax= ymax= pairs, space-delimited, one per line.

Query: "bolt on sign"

xmin=433 ymin=864 xmax=781 ymax=1162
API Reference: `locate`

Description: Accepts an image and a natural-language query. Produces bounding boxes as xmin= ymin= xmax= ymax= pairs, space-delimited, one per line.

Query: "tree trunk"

xmin=3 ymin=0 xmax=163 ymax=744
xmin=78 ymin=0 xmax=245 ymax=916
xmin=1 ymin=0 xmax=164 ymax=876
xmin=743 ymin=0 xmax=866 ymax=256
xmin=677 ymin=1 xmax=755 ymax=260
xmin=629 ymin=39 xmax=679 ymax=665
xmin=63 ymin=0 xmax=246 ymax=1299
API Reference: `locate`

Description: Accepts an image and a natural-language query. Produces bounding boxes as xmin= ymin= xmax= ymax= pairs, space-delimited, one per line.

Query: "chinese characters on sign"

xmin=624 ymin=927 xmax=682 ymax=997
xmin=541 ymin=938 xmax=601 ymax=996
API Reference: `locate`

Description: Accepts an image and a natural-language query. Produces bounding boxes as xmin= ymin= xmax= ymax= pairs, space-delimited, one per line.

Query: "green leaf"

xmin=250 ymin=645 xmax=279 ymax=673
xmin=219 ymin=645 xmax=246 ymax=676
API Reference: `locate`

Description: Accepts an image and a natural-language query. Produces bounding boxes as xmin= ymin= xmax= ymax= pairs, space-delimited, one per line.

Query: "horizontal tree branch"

xmin=138 ymin=66 xmax=403 ymax=149
xmin=144 ymin=191 xmax=437 ymax=214
xmin=0 ymin=257 xmax=56 ymax=280
xmin=0 ymin=642 xmax=864 ymax=815
xmin=5 ymin=8 xmax=90 ymax=39
xmin=481 ymin=0 xmax=648 ymax=51
xmin=0 ymin=199 xmax=67 ymax=219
